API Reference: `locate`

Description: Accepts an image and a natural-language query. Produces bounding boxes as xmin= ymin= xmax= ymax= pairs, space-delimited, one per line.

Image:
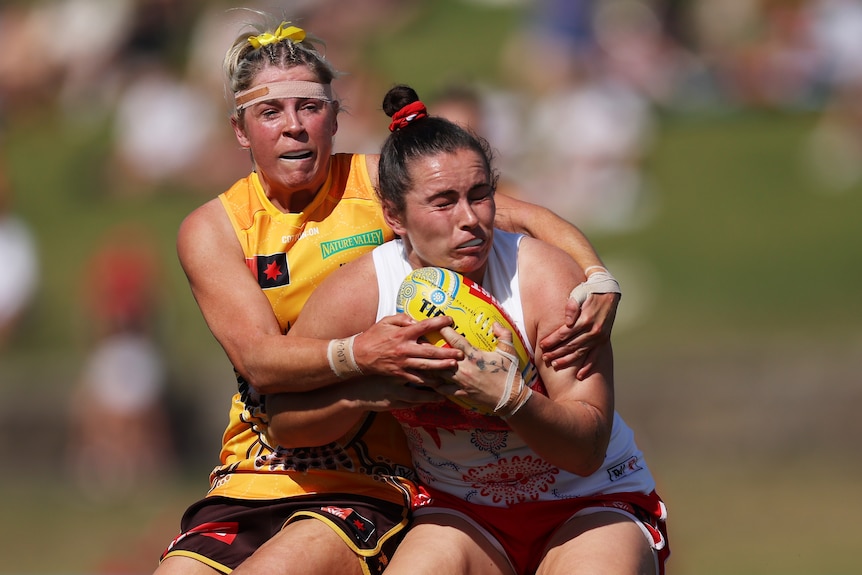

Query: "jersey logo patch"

xmin=607 ymin=456 xmax=643 ymax=482
xmin=250 ymin=253 xmax=290 ymax=288
xmin=320 ymin=229 xmax=386 ymax=259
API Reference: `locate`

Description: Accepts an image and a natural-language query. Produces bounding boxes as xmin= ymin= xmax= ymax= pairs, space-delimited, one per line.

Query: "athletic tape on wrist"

xmin=502 ymin=387 xmax=533 ymax=419
xmin=493 ymin=347 xmax=520 ymax=414
xmin=491 ymin=347 xmax=534 ymax=418
xmin=569 ymin=270 xmax=621 ymax=305
xmin=327 ymin=334 xmax=363 ymax=379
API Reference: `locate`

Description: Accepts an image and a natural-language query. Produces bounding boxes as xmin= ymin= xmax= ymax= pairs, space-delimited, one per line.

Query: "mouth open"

xmin=458 ymin=238 xmax=484 ymax=249
xmin=280 ymin=151 xmax=313 ymax=160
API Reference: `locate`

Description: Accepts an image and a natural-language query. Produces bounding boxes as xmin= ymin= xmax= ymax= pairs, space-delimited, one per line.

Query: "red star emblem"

xmin=264 ymin=260 xmax=282 ymax=280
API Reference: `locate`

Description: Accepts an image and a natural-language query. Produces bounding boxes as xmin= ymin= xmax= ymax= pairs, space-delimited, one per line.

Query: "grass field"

xmin=2 ymin=1 xmax=861 ymax=573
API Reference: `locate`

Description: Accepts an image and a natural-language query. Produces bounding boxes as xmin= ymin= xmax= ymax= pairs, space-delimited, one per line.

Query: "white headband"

xmin=235 ymin=81 xmax=333 ymax=110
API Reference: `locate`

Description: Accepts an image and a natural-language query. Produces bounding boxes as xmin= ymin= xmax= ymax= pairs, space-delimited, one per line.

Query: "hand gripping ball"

xmin=397 ymin=267 xmax=537 ymax=414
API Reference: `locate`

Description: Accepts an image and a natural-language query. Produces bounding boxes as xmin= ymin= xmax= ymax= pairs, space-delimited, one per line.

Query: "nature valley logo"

xmin=320 ymin=229 xmax=385 ymax=259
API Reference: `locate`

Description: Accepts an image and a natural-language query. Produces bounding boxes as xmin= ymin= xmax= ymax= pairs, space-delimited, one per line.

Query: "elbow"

xmin=574 ymin=452 xmax=606 ymax=477
xmin=234 ymin=360 xmax=281 ymax=396
xmin=572 ymin=424 xmax=612 ymax=477
xmin=244 ymin=374 xmax=279 ymax=396
xmin=265 ymin=414 xmax=314 ymax=449
xmin=224 ymin=337 xmax=284 ymax=396
xmin=266 ymin=429 xmax=308 ymax=450
xmin=265 ymin=426 xmax=289 ymax=449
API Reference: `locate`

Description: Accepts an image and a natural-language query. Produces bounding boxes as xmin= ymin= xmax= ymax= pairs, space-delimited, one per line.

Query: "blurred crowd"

xmin=1 ymin=0 xmax=860 ymax=208
xmin=1 ymin=0 xmax=861 ymax=498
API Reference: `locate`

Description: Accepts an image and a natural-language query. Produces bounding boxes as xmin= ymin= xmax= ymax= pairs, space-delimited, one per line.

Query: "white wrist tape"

xmin=327 ymin=334 xmax=363 ymax=379
xmin=503 ymin=387 xmax=532 ymax=419
xmin=569 ymin=269 xmax=621 ymax=305
xmin=493 ymin=347 xmax=520 ymax=413
xmin=493 ymin=348 xmax=532 ymax=418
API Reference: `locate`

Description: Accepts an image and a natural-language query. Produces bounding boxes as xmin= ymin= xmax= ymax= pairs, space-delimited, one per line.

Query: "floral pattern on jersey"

xmin=403 ymin=426 xmax=460 ymax=486
xmin=463 ymin=454 xmax=559 ymax=505
xmin=470 ymin=429 xmax=508 ymax=459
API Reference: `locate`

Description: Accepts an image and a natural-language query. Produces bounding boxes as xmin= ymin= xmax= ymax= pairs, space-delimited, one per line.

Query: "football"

xmin=397 ymin=266 xmax=537 ymax=414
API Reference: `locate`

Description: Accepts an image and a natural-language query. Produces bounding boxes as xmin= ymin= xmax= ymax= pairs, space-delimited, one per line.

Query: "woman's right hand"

xmin=352 ymin=314 xmax=464 ymax=386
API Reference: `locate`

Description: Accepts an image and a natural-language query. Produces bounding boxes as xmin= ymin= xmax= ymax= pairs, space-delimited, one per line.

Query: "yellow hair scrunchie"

xmin=248 ymin=23 xmax=305 ymax=49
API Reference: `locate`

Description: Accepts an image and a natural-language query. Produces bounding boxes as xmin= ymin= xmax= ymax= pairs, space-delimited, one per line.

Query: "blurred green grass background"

xmin=2 ymin=1 xmax=861 ymax=574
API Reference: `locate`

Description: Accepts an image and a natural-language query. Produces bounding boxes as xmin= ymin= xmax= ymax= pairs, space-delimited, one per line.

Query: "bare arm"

xmin=266 ymin=255 xmax=448 ymax=447
xmin=436 ymin=237 xmax=613 ymax=475
xmin=494 ymin=192 xmax=602 ymax=271
xmin=495 ymin=192 xmax=620 ymax=377
xmin=177 ymin=199 xmax=459 ymax=396
xmin=508 ymin=237 xmax=614 ymax=474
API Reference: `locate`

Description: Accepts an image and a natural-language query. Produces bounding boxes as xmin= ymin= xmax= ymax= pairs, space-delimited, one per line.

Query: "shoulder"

xmin=177 ymin=198 xmax=235 ymax=266
xmin=518 ymin=236 xmax=584 ymax=313
xmin=178 ymin=198 xmax=229 ymax=242
xmin=519 ymin=236 xmax=583 ymax=277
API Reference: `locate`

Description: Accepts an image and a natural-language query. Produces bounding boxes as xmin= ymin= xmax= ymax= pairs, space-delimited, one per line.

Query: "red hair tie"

xmin=389 ymin=101 xmax=428 ymax=132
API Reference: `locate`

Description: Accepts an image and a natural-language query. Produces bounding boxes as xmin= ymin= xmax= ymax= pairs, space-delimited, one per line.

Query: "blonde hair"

xmin=222 ymin=10 xmax=340 ymax=121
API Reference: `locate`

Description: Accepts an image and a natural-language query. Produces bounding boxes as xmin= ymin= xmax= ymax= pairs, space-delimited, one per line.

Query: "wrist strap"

xmin=502 ymin=387 xmax=533 ymax=419
xmin=569 ymin=270 xmax=621 ymax=305
xmin=327 ymin=334 xmax=363 ymax=379
xmin=493 ymin=348 xmax=532 ymax=418
xmin=493 ymin=348 xmax=520 ymax=413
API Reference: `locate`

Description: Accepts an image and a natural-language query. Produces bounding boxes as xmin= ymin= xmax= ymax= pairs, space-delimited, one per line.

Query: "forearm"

xmin=266 ymin=375 xmax=441 ymax=447
xmin=266 ymin=385 xmax=366 ymax=447
xmin=505 ymin=392 xmax=612 ymax=476
xmin=494 ymin=194 xmax=604 ymax=271
xmin=221 ymin=333 xmax=349 ymax=395
xmin=245 ymin=313 xmax=462 ymax=395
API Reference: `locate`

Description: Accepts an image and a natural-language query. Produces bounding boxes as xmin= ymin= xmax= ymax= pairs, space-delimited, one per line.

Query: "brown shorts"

xmin=160 ymin=494 xmax=410 ymax=574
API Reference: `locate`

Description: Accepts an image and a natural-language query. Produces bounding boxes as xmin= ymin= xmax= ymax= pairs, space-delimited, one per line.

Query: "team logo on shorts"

xmin=321 ymin=506 xmax=376 ymax=543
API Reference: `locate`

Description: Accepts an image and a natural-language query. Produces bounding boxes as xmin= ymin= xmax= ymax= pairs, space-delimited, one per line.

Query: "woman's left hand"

xmin=436 ymin=324 xmax=525 ymax=415
xmin=539 ymin=292 xmax=619 ymax=379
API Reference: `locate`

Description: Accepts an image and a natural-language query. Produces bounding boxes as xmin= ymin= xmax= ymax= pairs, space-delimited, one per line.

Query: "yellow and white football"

xmin=397 ymin=266 xmax=537 ymax=414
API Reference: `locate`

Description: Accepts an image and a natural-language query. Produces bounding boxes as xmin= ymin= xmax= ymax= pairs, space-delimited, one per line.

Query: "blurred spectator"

xmin=106 ymin=56 xmax=227 ymax=196
xmin=0 ymin=3 xmax=65 ymax=111
xmin=66 ymin=224 xmax=174 ymax=498
xmin=527 ymin=66 xmax=658 ymax=232
xmin=80 ymin=224 xmax=162 ymax=335
xmin=0 ymin=149 xmax=39 ymax=348
xmin=804 ymin=77 xmax=862 ymax=192
xmin=807 ymin=0 xmax=862 ymax=91
xmin=41 ymin=0 xmax=136 ymax=115
xmin=431 ymin=81 xmax=527 ymax=199
xmin=432 ymin=83 xmax=486 ymax=132
xmin=592 ymin=0 xmax=686 ymax=106
xmin=801 ymin=0 xmax=862 ymax=192
xmin=500 ymin=0 xmax=661 ymax=232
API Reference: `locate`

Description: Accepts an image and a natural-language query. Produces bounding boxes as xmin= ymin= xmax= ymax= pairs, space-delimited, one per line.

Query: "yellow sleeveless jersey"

xmin=207 ymin=154 xmax=415 ymax=505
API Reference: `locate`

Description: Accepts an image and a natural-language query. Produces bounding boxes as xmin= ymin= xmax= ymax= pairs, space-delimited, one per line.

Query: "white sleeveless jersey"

xmin=372 ymin=231 xmax=656 ymax=507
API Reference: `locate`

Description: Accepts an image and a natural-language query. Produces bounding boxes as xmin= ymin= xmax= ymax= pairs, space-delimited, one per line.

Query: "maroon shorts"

xmin=160 ymin=494 xmax=410 ymax=574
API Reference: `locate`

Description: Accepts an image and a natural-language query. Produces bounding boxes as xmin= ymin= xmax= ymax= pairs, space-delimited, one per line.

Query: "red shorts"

xmin=416 ymin=487 xmax=669 ymax=575
xmin=160 ymin=494 xmax=410 ymax=574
